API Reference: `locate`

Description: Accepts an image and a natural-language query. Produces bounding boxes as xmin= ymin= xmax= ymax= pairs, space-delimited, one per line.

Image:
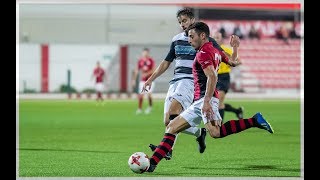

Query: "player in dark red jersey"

xmin=144 ymin=22 xmax=274 ymax=172
xmin=132 ymin=48 xmax=156 ymax=114
xmin=92 ymin=61 xmax=106 ymax=101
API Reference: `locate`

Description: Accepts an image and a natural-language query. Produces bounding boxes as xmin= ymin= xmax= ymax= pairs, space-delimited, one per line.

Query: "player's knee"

xmin=168 ymin=108 xmax=180 ymax=115
xmin=168 ymin=100 xmax=183 ymax=115
xmin=207 ymin=128 xmax=220 ymax=138
xmin=165 ymin=122 xmax=178 ymax=134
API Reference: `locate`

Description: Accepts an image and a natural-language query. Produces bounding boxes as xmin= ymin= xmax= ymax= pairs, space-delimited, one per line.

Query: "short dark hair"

xmin=187 ymin=22 xmax=210 ymax=38
xmin=176 ymin=7 xmax=194 ymax=19
xmin=143 ymin=48 xmax=149 ymax=52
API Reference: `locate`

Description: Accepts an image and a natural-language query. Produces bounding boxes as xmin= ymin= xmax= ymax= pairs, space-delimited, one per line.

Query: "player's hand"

xmin=202 ymin=101 xmax=215 ymax=123
xmin=230 ymin=35 xmax=240 ymax=47
xmin=141 ymin=80 xmax=152 ymax=93
xmin=212 ymin=119 xmax=222 ymax=127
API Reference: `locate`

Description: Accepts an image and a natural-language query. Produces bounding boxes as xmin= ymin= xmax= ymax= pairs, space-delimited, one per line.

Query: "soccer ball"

xmin=128 ymin=152 xmax=150 ymax=173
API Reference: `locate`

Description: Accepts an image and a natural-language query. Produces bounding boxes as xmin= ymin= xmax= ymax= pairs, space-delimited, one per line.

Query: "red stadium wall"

xmin=202 ymin=20 xmax=302 ymax=38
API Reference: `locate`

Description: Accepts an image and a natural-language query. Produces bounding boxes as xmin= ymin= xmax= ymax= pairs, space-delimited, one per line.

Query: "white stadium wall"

xmin=19 ymin=4 xmax=180 ymax=45
xmin=19 ymin=44 xmax=41 ymax=92
xmin=19 ymin=44 xmax=119 ymax=93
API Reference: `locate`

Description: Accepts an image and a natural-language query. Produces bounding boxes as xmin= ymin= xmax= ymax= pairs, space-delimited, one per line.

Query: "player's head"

xmin=142 ymin=48 xmax=150 ymax=57
xmin=176 ymin=7 xmax=195 ymax=31
xmin=96 ymin=61 xmax=100 ymax=67
xmin=213 ymin=32 xmax=223 ymax=45
xmin=187 ymin=22 xmax=210 ymax=50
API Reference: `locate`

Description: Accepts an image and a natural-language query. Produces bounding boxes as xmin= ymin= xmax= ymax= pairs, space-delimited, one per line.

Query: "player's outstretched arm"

xmin=141 ymin=60 xmax=171 ymax=93
xmin=227 ymin=35 xmax=241 ymax=67
xmin=146 ymin=60 xmax=171 ymax=83
xmin=202 ymin=65 xmax=219 ymax=125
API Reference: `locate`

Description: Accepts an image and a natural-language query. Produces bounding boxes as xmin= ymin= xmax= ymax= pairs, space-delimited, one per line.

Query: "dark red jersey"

xmin=137 ymin=57 xmax=155 ymax=81
xmin=193 ymin=42 xmax=229 ymax=101
xmin=93 ymin=67 xmax=105 ymax=83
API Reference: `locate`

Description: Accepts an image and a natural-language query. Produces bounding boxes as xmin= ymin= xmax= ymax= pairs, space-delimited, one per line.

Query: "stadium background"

xmin=17 ymin=2 xmax=304 ymax=178
xmin=18 ymin=3 xmax=303 ymax=98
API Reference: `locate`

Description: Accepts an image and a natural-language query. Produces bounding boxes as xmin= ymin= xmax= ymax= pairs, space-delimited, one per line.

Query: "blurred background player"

xmin=91 ymin=61 xmax=106 ymax=101
xmin=132 ymin=48 xmax=155 ymax=114
xmin=213 ymin=32 xmax=244 ymax=120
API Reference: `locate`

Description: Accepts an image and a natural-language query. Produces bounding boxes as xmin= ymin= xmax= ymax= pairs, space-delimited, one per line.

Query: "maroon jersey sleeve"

xmin=197 ymin=51 xmax=213 ymax=70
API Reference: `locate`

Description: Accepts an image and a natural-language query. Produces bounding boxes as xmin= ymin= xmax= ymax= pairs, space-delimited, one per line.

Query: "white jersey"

xmin=164 ymin=32 xmax=196 ymax=84
xmin=164 ymin=32 xmax=223 ymax=84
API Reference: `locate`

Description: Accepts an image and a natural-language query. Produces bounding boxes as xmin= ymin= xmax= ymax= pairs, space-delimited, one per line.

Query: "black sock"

xmin=219 ymin=109 xmax=225 ymax=120
xmin=225 ymin=104 xmax=239 ymax=113
xmin=169 ymin=114 xmax=178 ymax=121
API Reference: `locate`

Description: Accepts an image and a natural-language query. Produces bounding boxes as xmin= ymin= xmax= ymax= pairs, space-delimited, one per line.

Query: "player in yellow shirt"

xmin=213 ymin=32 xmax=244 ymax=120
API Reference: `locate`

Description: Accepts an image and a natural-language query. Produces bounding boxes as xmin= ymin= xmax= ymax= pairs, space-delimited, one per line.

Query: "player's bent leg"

xmin=205 ymin=121 xmax=221 ymax=138
xmin=205 ymin=113 xmax=274 ymax=140
xmin=148 ymin=116 xmax=190 ymax=172
xmin=150 ymin=99 xmax=182 ymax=160
xmin=165 ymin=99 xmax=183 ymax=159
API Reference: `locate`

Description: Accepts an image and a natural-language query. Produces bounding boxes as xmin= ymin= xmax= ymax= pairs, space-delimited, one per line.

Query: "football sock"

xmin=150 ymin=133 xmax=176 ymax=165
xmin=219 ymin=118 xmax=258 ymax=138
xmin=169 ymin=114 xmax=178 ymax=121
xmin=225 ymin=103 xmax=238 ymax=113
xmin=219 ymin=109 xmax=225 ymax=120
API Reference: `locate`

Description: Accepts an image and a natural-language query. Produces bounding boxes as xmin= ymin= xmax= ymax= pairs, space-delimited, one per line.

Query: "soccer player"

xmin=213 ymin=32 xmax=244 ymax=120
xmin=132 ymin=48 xmax=155 ymax=114
xmin=145 ymin=22 xmax=274 ymax=172
xmin=92 ymin=61 xmax=106 ymax=101
xmin=144 ymin=8 xmax=236 ymax=160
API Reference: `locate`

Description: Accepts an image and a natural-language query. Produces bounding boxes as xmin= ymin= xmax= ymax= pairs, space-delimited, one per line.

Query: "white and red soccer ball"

xmin=128 ymin=152 xmax=150 ymax=173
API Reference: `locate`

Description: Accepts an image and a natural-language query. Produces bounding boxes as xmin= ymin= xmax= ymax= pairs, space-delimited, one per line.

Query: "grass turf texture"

xmin=18 ymin=99 xmax=301 ymax=177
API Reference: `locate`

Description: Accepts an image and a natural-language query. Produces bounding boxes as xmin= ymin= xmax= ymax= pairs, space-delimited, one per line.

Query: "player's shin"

xmin=218 ymin=118 xmax=256 ymax=138
xmin=150 ymin=133 xmax=176 ymax=165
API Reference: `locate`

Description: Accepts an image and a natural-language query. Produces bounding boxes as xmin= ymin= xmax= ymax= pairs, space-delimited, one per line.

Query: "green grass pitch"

xmin=18 ymin=99 xmax=301 ymax=177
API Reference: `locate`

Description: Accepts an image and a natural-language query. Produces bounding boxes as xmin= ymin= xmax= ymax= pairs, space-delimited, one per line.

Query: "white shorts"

xmin=95 ymin=83 xmax=104 ymax=92
xmin=180 ymin=97 xmax=221 ymax=127
xmin=164 ymin=79 xmax=194 ymax=114
xmin=139 ymin=81 xmax=155 ymax=94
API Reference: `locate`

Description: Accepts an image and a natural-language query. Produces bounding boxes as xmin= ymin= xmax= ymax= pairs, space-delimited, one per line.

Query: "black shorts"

xmin=217 ymin=73 xmax=230 ymax=93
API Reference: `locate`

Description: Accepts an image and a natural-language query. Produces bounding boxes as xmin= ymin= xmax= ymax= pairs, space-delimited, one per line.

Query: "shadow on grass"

xmin=181 ymin=165 xmax=300 ymax=172
xmin=19 ymin=148 xmax=123 ymax=154
xmin=146 ymin=165 xmax=300 ymax=176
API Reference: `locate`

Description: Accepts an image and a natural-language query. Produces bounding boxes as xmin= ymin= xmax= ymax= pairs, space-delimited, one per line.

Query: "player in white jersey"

xmin=143 ymin=8 xmax=224 ymax=160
